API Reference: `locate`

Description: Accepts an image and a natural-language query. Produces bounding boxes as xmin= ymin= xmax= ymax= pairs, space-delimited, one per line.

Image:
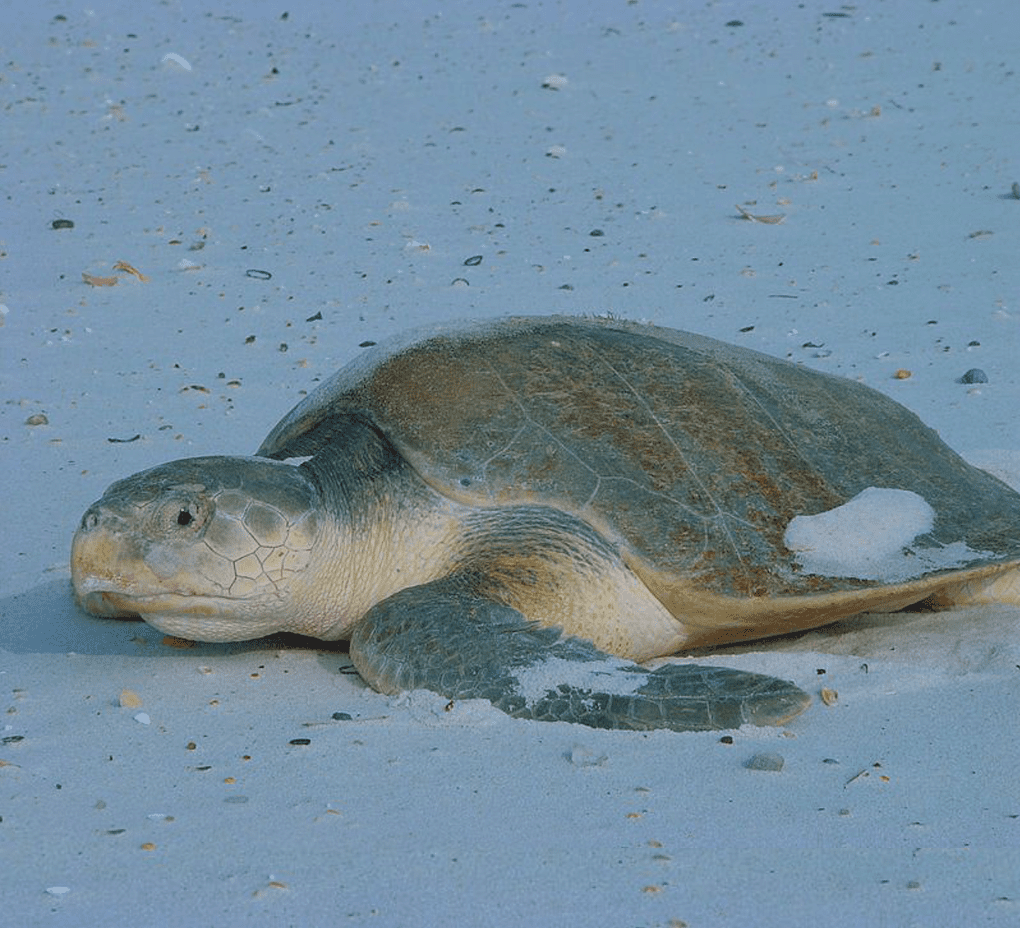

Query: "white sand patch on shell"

xmin=784 ymin=487 xmax=991 ymax=581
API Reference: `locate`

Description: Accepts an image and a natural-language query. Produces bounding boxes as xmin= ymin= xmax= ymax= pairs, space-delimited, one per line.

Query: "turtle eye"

xmin=155 ymin=495 xmax=210 ymax=535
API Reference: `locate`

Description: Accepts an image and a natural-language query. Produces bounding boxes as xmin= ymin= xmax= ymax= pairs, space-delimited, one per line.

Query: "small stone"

xmin=133 ymin=712 xmax=151 ymax=725
xmin=25 ymin=413 xmax=48 ymax=426
xmin=567 ymin=744 xmax=608 ymax=767
xmin=820 ymin=687 xmax=838 ymax=706
xmin=331 ymin=712 xmax=353 ymax=721
xmin=893 ymin=369 xmax=912 ymax=380
xmin=745 ymin=751 xmax=784 ymax=772
xmin=959 ymin=368 xmax=988 ymax=384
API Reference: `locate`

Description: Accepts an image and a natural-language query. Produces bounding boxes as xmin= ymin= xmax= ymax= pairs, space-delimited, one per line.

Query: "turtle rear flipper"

xmin=350 ymin=582 xmax=811 ymax=732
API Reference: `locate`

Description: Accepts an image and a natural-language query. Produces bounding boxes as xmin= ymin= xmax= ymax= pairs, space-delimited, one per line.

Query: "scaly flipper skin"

xmin=350 ymin=582 xmax=811 ymax=731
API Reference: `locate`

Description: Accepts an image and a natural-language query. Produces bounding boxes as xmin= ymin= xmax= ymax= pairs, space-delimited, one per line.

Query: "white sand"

xmin=2 ymin=1 xmax=1018 ymax=925
xmin=782 ymin=487 xmax=994 ymax=581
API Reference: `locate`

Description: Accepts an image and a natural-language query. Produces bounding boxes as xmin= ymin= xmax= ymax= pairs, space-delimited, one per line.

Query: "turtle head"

xmin=71 ymin=456 xmax=333 ymax=642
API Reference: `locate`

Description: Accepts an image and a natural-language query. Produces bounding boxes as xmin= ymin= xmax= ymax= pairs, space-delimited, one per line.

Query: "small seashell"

xmin=735 ymin=204 xmax=785 ymax=224
xmin=119 ymin=690 xmax=143 ymax=708
xmin=161 ymin=52 xmax=192 ymax=71
xmin=541 ymin=73 xmax=569 ymax=90
xmin=82 ymin=273 xmax=118 ymax=287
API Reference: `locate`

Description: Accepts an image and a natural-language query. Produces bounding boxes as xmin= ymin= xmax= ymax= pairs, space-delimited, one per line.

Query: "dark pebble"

xmin=331 ymin=712 xmax=353 ymax=721
xmin=289 ymin=738 xmax=311 ymax=746
xmin=959 ymin=368 xmax=988 ymax=384
xmin=51 ymin=218 xmax=74 ymax=230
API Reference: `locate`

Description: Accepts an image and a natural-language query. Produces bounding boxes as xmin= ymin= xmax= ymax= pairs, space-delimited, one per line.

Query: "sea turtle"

xmin=71 ymin=316 xmax=1020 ymax=731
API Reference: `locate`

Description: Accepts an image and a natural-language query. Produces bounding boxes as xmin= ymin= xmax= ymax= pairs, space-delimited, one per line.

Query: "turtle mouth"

xmin=76 ymin=588 xmax=289 ymax=643
xmin=78 ymin=589 xmax=224 ymax=620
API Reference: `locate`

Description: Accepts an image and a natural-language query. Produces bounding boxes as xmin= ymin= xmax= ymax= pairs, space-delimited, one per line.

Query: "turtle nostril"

xmin=81 ymin=510 xmax=101 ymax=532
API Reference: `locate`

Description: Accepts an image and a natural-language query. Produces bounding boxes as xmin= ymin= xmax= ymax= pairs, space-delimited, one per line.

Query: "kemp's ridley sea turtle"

xmin=71 ymin=316 xmax=1020 ymax=731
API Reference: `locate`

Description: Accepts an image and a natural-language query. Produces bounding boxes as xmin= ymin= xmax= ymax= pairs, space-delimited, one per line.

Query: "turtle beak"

xmin=70 ymin=505 xmax=145 ymax=617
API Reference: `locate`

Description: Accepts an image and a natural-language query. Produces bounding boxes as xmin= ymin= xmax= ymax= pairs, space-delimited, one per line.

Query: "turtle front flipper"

xmin=349 ymin=581 xmax=811 ymax=732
